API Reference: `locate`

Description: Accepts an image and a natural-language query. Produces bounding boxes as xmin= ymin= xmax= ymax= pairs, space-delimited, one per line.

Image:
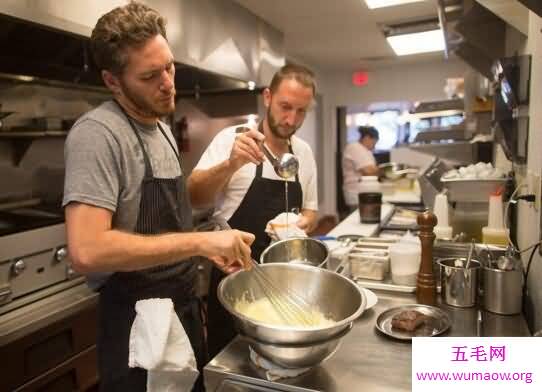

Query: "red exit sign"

xmin=352 ymin=71 xmax=369 ymax=87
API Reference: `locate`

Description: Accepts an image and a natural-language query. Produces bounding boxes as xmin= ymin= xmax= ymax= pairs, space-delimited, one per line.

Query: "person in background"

xmin=188 ymin=64 xmax=319 ymax=358
xmin=342 ymin=125 xmax=380 ymax=208
xmin=62 ymin=2 xmax=254 ymax=390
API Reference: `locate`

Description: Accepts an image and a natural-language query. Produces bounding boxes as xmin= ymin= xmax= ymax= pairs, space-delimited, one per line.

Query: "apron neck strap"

xmin=114 ymin=100 xmax=153 ymax=177
xmin=114 ymin=100 xmax=182 ymax=177
xmin=157 ymin=122 xmax=183 ymax=170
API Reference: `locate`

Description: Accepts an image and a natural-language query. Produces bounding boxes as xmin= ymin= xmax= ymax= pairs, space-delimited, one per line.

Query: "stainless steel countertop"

xmin=204 ymin=290 xmax=530 ymax=392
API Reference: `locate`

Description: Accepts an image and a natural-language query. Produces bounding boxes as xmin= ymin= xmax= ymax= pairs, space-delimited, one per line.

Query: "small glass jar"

xmin=358 ymin=192 xmax=382 ymax=224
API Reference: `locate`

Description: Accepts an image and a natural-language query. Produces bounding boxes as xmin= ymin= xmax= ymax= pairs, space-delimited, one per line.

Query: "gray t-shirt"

xmin=62 ymin=100 xmax=181 ymax=289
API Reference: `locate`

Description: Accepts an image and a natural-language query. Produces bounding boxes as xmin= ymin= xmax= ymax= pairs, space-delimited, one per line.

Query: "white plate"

xmin=362 ymin=288 xmax=378 ymax=310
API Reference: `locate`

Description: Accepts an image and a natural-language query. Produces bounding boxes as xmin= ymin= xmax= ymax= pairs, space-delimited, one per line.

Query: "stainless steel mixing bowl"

xmin=217 ymin=263 xmax=366 ymax=345
xmin=241 ymin=323 xmax=353 ymax=368
xmin=260 ymin=237 xmax=329 ymax=267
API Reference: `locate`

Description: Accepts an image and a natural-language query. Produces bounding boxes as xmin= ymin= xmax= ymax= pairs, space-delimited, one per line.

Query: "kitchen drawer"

xmin=0 ymin=303 xmax=98 ymax=391
xmin=14 ymin=345 xmax=98 ymax=392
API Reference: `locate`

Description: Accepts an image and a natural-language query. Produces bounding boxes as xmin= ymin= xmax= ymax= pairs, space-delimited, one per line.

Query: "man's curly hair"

xmin=90 ymin=1 xmax=167 ymax=74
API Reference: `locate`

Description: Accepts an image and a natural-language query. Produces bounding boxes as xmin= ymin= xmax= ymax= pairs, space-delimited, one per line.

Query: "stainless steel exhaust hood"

xmin=0 ymin=0 xmax=284 ymax=93
xmin=518 ymin=0 xmax=542 ymax=18
xmin=476 ymin=0 xmax=529 ymax=36
xmin=438 ymin=0 xmax=505 ymax=79
xmin=0 ymin=15 xmax=104 ymax=91
xmin=0 ymin=15 xmax=253 ymax=97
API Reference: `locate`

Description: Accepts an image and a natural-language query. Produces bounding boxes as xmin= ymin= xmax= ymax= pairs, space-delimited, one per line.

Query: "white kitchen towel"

xmin=249 ymin=347 xmax=312 ymax=381
xmin=265 ymin=212 xmax=307 ymax=241
xmin=128 ymin=298 xmax=199 ymax=392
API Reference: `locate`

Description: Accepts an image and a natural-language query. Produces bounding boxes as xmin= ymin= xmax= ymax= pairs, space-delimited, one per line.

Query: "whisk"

xmin=249 ymin=259 xmax=318 ymax=327
xmin=211 ymin=218 xmax=317 ymax=326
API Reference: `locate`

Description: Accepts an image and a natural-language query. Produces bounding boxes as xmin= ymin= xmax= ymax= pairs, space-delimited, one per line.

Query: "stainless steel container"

xmin=439 ymin=258 xmax=480 ymax=307
xmin=482 ymin=266 xmax=523 ymax=315
xmin=218 ymin=263 xmax=366 ymax=345
xmin=440 ymin=178 xmax=508 ymax=202
xmin=218 ymin=263 xmax=365 ymax=368
xmin=239 ymin=324 xmax=352 ymax=368
xmin=260 ymin=237 xmax=329 ymax=267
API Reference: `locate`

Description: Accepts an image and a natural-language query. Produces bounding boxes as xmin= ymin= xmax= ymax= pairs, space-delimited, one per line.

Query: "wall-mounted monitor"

xmin=492 ymin=55 xmax=531 ymax=164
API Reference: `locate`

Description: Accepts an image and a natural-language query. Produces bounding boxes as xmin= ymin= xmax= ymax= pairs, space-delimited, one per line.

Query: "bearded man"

xmin=63 ymin=3 xmax=254 ymax=390
xmin=188 ymin=63 xmax=319 ymax=358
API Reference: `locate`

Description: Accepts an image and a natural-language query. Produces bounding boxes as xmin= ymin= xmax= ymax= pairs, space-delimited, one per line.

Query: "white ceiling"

xmin=234 ymin=0 xmax=443 ymax=72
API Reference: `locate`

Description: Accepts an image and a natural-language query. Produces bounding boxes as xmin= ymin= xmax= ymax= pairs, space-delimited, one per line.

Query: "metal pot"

xmin=217 ymin=263 xmax=366 ymax=345
xmin=482 ymin=266 xmax=523 ymax=315
xmin=260 ymin=237 xmax=329 ymax=267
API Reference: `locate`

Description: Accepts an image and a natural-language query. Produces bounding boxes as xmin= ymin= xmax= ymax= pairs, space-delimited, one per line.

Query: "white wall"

xmin=493 ymin=15 xmax=542 ymax=334
xmin=295 ymin=102 xmax=318 ymax=156
xmin=295 ymin=96 xmax=325 ymax=202
xmin=316 ymin=59 xmax=469 ymax=216
xmin=513 ymin=12 xmax=542 ymax=333
xmin=327 ymin=59 xmax=468 ymax=106
xmin=285 ymin=57 xmax=331 ymax=217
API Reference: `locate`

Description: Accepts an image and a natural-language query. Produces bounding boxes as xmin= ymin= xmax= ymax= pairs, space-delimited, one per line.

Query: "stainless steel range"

xmin=0 ymin=138 xmax=99 ymax=391
xmin=0 ymin=212 xmax=73 ymax=308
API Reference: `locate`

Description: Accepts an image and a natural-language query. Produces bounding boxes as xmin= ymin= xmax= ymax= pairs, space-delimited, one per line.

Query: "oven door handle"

xmin=0 ymin=283 xmax=12 ymax=305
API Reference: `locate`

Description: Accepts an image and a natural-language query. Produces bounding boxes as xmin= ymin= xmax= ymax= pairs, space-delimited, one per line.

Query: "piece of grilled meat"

xmin=391 ymin=310 xmax=427 ymax=331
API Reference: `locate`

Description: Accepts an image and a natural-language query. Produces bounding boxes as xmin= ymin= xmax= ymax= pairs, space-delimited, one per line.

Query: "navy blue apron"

xmin=97 ymin=102 xmax=205 ymax=391
xmin=206 ymin=123 xmax=303 ymax=359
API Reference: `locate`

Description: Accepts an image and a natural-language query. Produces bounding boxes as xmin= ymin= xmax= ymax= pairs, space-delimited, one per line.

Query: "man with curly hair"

xmin=63 ymin=2 xmax=254 ymax=390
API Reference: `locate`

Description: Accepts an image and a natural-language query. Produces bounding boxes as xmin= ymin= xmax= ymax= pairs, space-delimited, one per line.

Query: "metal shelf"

xmin=0 ymin=72 xmax=109 ymax=94
xmin=0 ymin=130 xmax=68 ymax=138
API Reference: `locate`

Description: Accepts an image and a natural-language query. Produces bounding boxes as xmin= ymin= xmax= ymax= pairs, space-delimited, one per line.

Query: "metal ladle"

xmin=236 ymin=126 xmax=299 ymax=179
xmin=260 ymin=144 xmax=299 ymax=179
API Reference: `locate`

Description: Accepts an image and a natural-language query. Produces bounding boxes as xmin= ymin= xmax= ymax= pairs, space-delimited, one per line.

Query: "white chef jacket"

xmin=194 ymin=124 xmax=318 ymax=221
xmin=342 ymin=142 xmax=377 ymax=206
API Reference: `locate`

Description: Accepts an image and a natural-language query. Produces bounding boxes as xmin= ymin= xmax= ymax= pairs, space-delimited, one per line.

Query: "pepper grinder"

xmin=417 ymin=210 xmax=437 ymax=305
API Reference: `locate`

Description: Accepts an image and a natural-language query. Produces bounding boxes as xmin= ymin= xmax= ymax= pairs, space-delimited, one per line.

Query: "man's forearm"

xmin=300 ymin=208 xmax=318 ymax=233
xmin=358 ymin=165 xmax=379 ymax=176
xmin=188 ymin=161 xmax=236 ymax=207
xmin=70 ymin=229 xmax=208 ymax=273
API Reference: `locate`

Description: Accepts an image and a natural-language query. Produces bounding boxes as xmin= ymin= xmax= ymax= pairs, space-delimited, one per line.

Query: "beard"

xmin=120 ymin=81 xmax=176 ymax=118
xmin=267 ymin=107 xmax=299 ymax=140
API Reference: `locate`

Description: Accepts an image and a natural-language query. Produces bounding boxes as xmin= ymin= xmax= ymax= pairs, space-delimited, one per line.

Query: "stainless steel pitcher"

xmin=439 ymin=257 xmax=480 ymax=307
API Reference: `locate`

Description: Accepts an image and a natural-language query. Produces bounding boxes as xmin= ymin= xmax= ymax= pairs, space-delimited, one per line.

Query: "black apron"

xmin=206 ymin=126 xmax=303 ymax=359
xmin=97 ymin=102 xmax=206 ymax=391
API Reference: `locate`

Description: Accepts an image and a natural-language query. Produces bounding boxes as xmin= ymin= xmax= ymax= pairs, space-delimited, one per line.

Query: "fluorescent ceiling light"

xmin=365 ymin=0 xmax=424 ymax=9
xmin=387 ymin=29 xmax=445 ymax=56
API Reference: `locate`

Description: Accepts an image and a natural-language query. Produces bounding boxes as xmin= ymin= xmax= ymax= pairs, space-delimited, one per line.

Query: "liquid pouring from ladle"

xmin=236 ymin=126 xmax=299 ymax=179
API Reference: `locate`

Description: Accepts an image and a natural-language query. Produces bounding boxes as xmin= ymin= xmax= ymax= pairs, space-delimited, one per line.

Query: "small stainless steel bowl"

xmin=260 ymin=237 xmax=329 ymax=268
